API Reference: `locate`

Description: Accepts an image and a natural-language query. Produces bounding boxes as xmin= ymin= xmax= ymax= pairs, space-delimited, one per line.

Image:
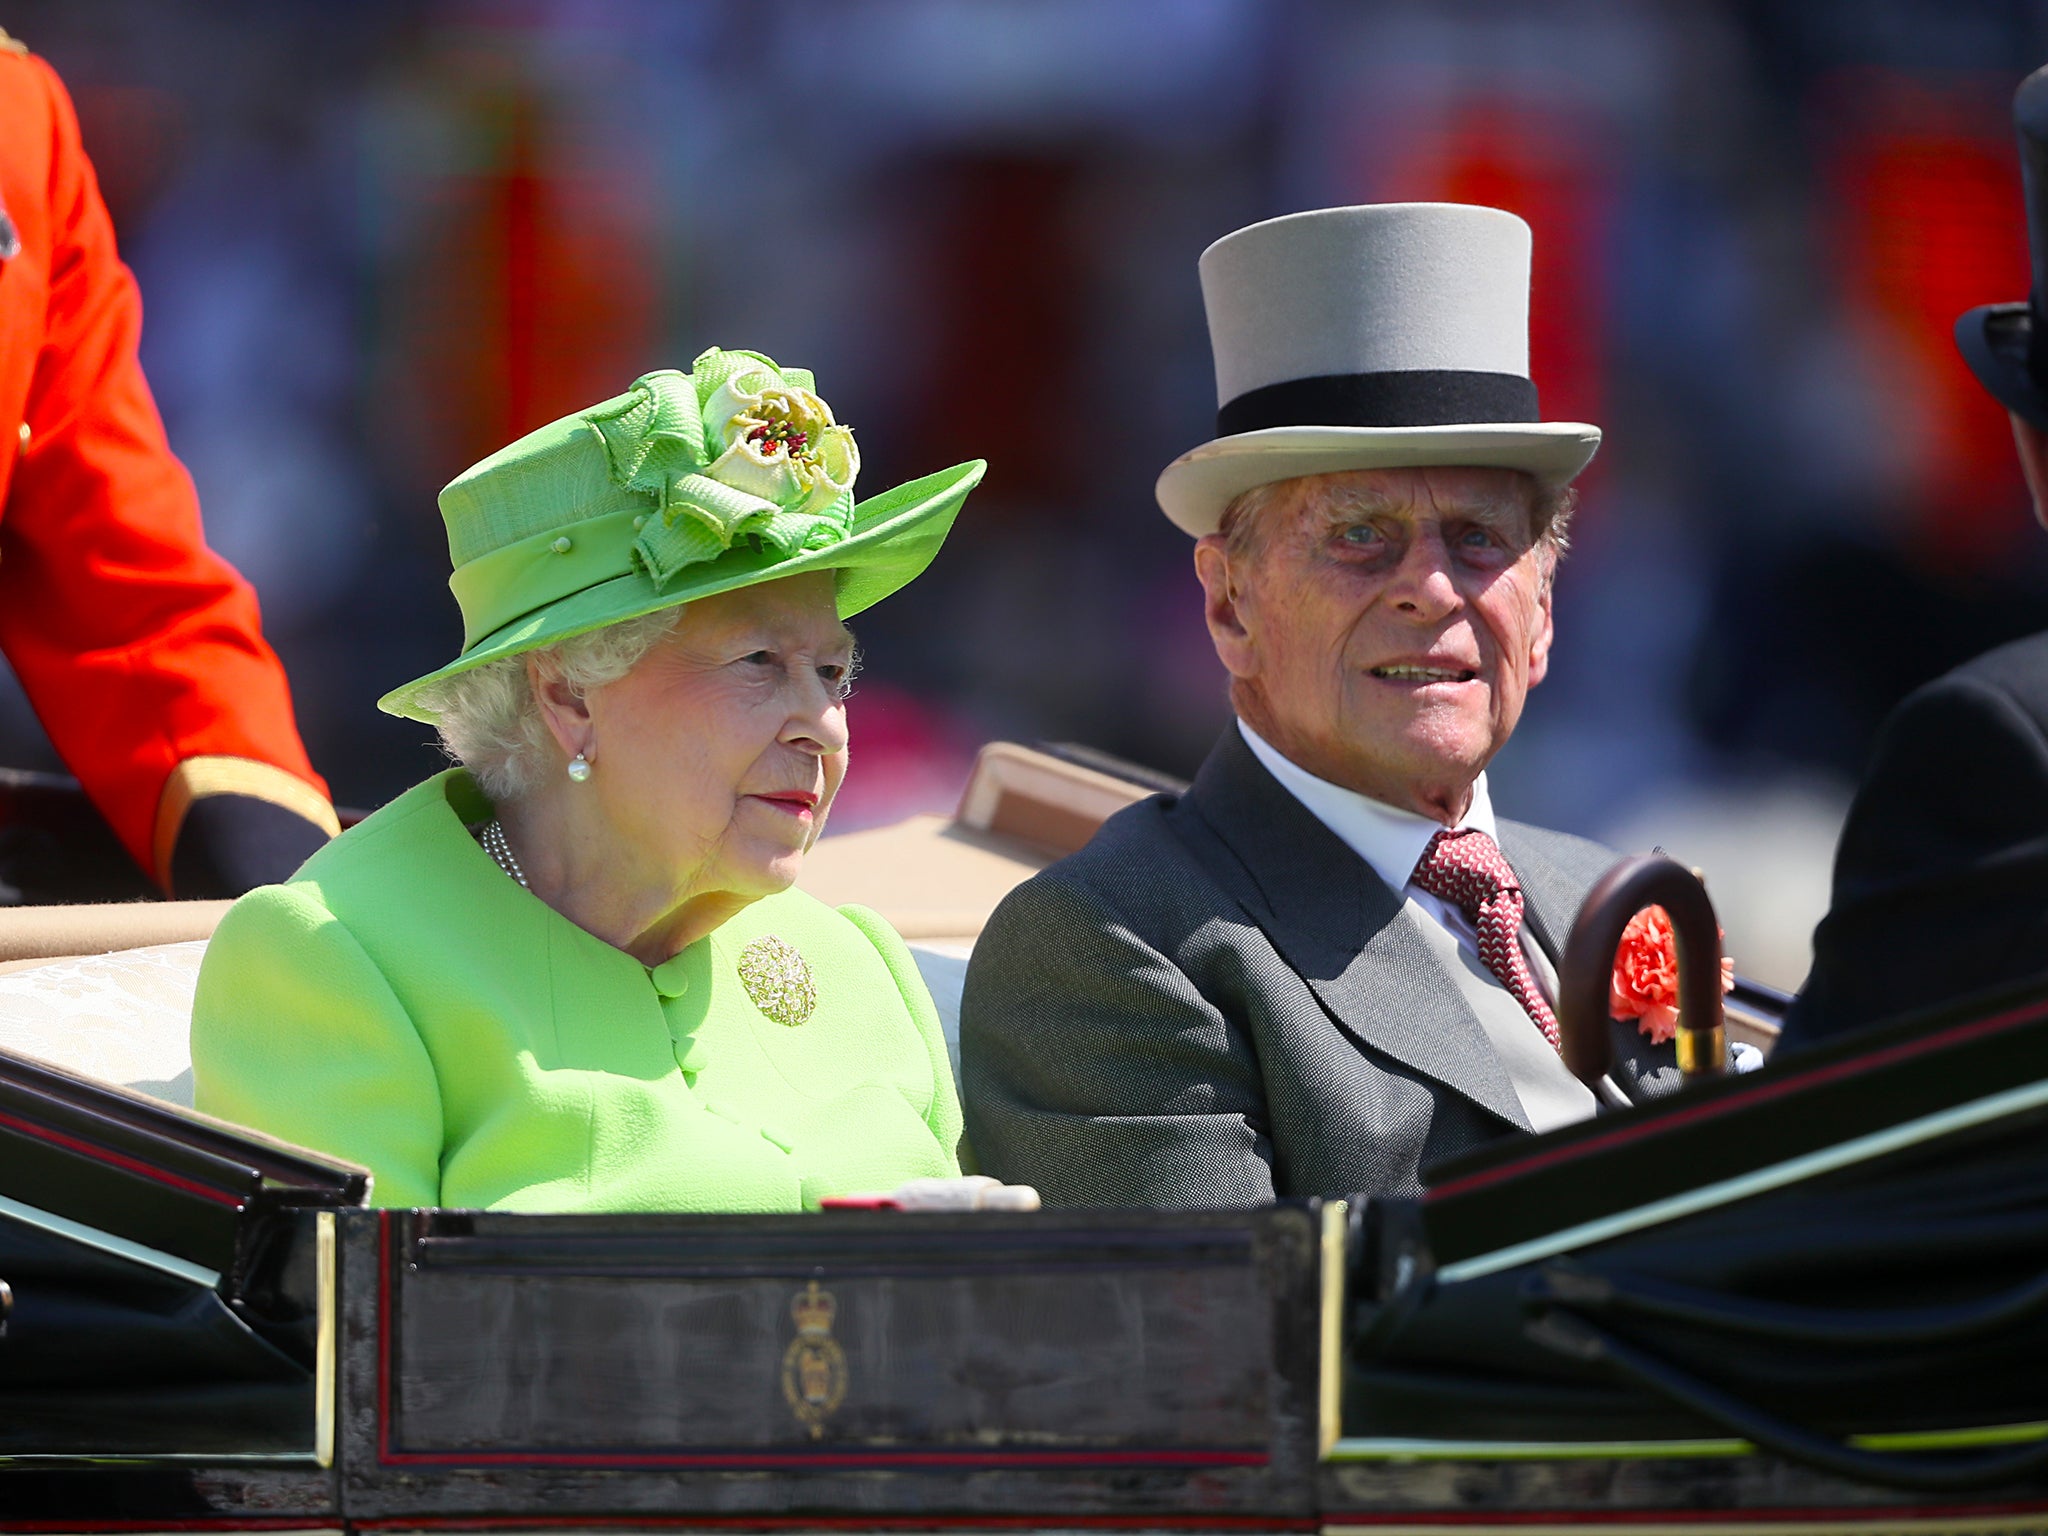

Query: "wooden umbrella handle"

xmin=1556 ymin=855 xmax=1726 ymax=1087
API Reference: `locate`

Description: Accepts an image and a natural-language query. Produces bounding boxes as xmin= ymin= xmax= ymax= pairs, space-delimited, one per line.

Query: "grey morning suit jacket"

xmin=959 ymin=727 xmax=1683 ymax=1208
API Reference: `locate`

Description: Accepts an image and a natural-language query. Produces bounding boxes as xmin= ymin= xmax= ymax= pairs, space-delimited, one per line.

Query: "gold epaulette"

xmin=0 ymin=28 xmax=27 ymax=56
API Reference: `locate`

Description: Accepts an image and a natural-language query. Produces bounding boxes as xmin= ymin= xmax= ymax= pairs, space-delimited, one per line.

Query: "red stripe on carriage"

xmin=0 ymin=1524 xmax=336 ymax=1533
xmin=0 ymin=1103 xmax=245 ymax=1208
xmin=1426 ymin=996 xmax=2048 ymax=1202
xmin=351 ymin=1518 xmax=1316 ymax=1531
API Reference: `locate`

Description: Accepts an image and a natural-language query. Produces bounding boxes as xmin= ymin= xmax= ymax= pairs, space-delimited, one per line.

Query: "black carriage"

xmin=1 ymin=753 xmax=2045 ymax=1533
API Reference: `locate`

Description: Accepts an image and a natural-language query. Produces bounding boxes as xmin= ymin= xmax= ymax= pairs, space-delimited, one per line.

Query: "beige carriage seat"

xmin=0 ymin=936 xmax=213 ymax=1105
xmin=0 ymin=744 xmax=1163 ymax=1110
xmin=0 ymin=901 xmax=228 ymax=1104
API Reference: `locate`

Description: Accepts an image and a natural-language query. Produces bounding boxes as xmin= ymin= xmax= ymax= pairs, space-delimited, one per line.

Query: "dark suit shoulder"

xmin=960 ymin=790 xmax=1282 ymax=1208
xmin=1036 ymin=791 xmax=1185 ymax=879
xmin=1782 ymin=628 xmax=2048 ymax=1048
xmin=1853 ymin=640 xmax=2048 ymax=849
xmin=1939 ymin=630 xmax=2048 ymax=725
xmin=995 ymin=791 xmax=1236 ymax=936
xmin=1900 ymin=634 xmax=2048 ymax=753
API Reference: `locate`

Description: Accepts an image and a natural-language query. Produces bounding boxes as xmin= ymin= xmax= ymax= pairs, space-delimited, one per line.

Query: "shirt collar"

xmin=1235 ymin=718 xmax=1497 ymax=895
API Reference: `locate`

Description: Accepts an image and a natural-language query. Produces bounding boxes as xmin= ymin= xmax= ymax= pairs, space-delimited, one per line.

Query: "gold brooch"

xmin=738 ymin=935 xmax=817 ymax=1027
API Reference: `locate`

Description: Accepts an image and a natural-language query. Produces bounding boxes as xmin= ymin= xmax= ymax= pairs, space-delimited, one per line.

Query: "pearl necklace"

xmin=480 ymin=819 xmax=529 ymax=889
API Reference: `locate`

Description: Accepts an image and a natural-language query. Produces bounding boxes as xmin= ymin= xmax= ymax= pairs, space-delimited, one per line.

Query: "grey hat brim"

xmin=1154 ymin=422 xmax=1602 ymax=538
xmin=1956 ymin=303 xmax=2048 ymax=431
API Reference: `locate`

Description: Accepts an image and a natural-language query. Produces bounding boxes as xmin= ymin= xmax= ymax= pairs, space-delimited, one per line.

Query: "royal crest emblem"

xmin=780 ymin=1279 xmax=847 ymax=1438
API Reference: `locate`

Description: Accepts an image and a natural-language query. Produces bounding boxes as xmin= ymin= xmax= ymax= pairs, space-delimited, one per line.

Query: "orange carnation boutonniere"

xmin=1609 ymin=905 xmax=1737 ymax=1046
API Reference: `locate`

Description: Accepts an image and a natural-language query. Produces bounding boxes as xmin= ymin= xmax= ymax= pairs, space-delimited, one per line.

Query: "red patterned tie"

xmin=1410 ymin=827 xmax=1563 ymax=1053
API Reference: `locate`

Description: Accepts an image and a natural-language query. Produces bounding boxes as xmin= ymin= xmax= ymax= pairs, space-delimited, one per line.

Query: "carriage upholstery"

xmin=0 ymin=937 xmax=210 ymax=1104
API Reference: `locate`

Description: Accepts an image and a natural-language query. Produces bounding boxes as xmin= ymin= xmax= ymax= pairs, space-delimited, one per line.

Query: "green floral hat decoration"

xmin=379 ymin=347 xmax=984 ymax=721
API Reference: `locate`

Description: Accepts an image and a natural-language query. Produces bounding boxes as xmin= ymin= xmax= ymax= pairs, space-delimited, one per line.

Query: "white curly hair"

xmin=412 ymin=608 xmax=683 ymax=804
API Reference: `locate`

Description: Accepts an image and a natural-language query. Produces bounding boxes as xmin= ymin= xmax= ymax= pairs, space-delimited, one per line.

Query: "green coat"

xmin=191 ymin=771 xmax=962 ymax=1211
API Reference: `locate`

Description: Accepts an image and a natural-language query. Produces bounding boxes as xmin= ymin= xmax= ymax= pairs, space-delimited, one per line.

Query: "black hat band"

xmin=1217 ymin=369 xmax=1539 ymax=438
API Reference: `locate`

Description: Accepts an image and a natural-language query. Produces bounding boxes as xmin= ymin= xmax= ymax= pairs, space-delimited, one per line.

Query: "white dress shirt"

xmin=1236 ymin=719 xmax=1555 ymax=1000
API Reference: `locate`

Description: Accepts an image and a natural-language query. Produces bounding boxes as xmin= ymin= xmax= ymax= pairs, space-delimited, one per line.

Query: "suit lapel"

xmin=1177 ymin=730 xmax=1529 ymax=1131
xmin=1495 ymin=822 xmax=1581 ymax=966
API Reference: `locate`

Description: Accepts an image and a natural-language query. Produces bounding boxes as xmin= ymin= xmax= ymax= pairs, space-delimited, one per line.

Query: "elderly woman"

xmin=191 ymin=349 xmax=989 ymax=1212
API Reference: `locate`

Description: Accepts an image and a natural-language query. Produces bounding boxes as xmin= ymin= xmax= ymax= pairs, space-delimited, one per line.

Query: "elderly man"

xmin=960 ymin=203 xmax=1686 ymax=1208
xmin=1779 ymin=66 xmax=2048 ymax=1047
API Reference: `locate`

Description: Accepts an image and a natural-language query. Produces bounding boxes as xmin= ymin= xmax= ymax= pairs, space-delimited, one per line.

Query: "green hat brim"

xmin=378 ymin=459 xmax=984 ymax=723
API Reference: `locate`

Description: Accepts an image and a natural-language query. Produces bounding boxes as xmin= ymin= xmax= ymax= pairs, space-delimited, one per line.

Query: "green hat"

xmin=379 ymin=347 xmax=984 ymax=722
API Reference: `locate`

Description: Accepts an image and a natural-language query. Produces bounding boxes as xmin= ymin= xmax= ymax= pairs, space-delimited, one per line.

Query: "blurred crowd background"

xmin=6 ymin=0 xmax=2048 ymax=986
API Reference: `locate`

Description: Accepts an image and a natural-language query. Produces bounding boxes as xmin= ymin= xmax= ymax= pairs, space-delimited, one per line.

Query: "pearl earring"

xmin=567 ymin=751 xmax=592 ymax=783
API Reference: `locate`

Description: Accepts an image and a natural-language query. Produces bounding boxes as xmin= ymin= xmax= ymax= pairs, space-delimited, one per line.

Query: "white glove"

xmin=890 ymin=1175 xmax=1041 ymax=1211
xmin=824 ymin=1174 xmax=1040 ymax=1211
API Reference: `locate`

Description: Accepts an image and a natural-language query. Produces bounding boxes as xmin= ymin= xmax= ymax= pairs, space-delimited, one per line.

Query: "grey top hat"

xmin=1155 ymin=203 xmax=1602 ymax=537
xmin=1957 ymin=64 xmax=2048 ymax=430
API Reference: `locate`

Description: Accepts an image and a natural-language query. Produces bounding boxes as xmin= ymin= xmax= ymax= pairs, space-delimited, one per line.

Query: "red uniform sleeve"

xmin=0 ymin=57 xmax=328 ymax=883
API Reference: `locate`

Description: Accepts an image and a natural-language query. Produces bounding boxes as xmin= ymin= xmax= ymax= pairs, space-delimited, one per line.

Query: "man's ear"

xmin=1526 ymin=553 xmax=1557 ymax=688
xmin=528 ymin=653 xmax=595 ymax=763
xmin=2011 ymin=411 xmax=2048 ymax=534
xmin=1195 ymin=536 xmax=1260 ymax=681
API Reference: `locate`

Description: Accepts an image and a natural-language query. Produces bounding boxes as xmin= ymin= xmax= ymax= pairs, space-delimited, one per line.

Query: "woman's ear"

xmin=1525 ymin=563 xmax=1556 ymax=688
xmin=527 ymin=653 xmax=594 ymax=763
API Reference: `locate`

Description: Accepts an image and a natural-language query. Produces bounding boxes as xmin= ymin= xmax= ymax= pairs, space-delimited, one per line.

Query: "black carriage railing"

xmin=4 ymin=962 xmax=2048 ymax=1522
